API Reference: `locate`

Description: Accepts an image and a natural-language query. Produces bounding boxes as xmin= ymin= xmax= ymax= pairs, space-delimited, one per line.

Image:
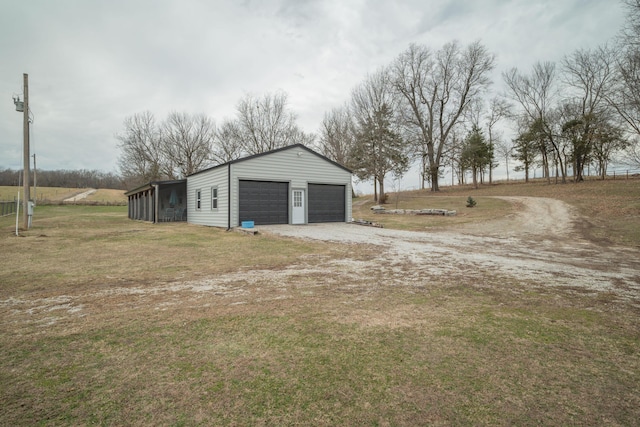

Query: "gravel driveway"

xmin=261 ymin=197 xmax=640 ymax=304
xmin=4 ymin=197 xmax=639 ymax=326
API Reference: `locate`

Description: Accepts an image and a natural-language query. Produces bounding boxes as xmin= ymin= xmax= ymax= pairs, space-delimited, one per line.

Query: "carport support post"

xmin=154 ymin=184 xmax=160 ymax=223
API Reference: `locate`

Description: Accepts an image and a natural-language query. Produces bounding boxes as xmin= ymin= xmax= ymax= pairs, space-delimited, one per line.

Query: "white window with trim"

xmin=211 ymin=186 xmax=218 ymax=210
xmin=195 ymin=189 xmax=201 ymax=210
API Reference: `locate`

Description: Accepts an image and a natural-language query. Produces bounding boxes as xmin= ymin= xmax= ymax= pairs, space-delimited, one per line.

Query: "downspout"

xmin=226 ymin=163 xmax=231 ymax=231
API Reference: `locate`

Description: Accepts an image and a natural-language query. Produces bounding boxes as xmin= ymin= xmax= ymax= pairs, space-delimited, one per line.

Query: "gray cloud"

xmin=0 ymin=0 xmax=625 ymax=173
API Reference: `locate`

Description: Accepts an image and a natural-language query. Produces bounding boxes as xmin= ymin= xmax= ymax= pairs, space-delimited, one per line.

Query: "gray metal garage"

xmin=187 ymin=144 xmax=352 ymax=228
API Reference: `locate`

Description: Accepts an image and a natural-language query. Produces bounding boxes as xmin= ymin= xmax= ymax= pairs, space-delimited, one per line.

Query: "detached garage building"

xmin=187 ymin=144 xmax=352 ymax=228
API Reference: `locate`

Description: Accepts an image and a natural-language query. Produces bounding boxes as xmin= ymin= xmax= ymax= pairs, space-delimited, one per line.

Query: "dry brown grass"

xmin=354 ymin=195 xmax=512 ymax=231
xmin=0 ymin=205 xmax=352 ymax=298
xmin=1 ymin=182 xmax=639 ymax=426
xmin=0 ymin=186 xmax=127 ymax=205
xmin=0 ymin=186 xmax=86 ymax=203
xmin=86 ymin=189 xmax=127 ymax=204
xmin=361 ymin=176 xmax=640 ymax=246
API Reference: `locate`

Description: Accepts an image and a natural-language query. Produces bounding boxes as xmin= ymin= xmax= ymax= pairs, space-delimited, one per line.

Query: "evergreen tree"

xmin=460 ymin=126 xmax=492 ymax=189
xmin=351 ymin=104 xmax=409 ymax=203
xmin=512 ymin=123 xmax=539 ymax=182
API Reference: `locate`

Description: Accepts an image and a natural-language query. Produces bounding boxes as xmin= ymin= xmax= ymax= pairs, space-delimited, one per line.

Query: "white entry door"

xmin=292 ymin=189 xmax=305 ymax=224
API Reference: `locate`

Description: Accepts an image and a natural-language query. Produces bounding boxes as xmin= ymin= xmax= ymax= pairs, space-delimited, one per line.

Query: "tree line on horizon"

xmin=115 ymin=0 xmax=640 ymax=200
xmin=0 ymin=168 xmax=124 ymax=190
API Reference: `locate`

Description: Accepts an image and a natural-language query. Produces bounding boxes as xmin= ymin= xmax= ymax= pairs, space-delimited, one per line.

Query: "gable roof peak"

xmin=188 ymin=143 xmax=352 ymax=177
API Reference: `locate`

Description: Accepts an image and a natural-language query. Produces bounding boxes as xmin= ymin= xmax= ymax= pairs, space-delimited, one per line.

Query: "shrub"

xmin=466 ymin=196 xmax=477 ymax=208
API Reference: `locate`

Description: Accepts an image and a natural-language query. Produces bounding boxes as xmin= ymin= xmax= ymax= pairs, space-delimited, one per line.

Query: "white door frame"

xmin=292 ymin=189 xmax=305 ymax=224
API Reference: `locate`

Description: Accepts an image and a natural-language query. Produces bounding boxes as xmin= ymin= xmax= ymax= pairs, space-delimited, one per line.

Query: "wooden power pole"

xmin=22 ymin=73 xmax=30 ymax=230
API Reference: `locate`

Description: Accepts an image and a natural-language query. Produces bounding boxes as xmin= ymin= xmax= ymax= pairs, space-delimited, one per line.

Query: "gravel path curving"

xmin=260 ymin=197 xmax=640 ymax=304
xmin=63 ymin=189 xmax=97 ymax=202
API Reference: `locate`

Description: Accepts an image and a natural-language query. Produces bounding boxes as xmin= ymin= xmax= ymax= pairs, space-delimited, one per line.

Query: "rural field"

xmin=0 ymin=186 xmax=127 ymax=206
xmin=1 ymin=178 xmax=639 ymax=426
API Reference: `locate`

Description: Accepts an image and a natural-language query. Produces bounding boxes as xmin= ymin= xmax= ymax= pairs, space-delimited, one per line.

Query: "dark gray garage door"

xmin=239 ymin=180 xmax=289 ymax=225
xmin=308 ymin=184 xmax=346 ymax=223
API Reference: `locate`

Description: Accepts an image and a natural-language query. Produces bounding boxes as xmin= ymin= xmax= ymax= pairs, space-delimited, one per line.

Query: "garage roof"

xmin=187 ymin=143 xmax=352 ymax=178
xmin=124 ymin=179 xmax=186 ymax=197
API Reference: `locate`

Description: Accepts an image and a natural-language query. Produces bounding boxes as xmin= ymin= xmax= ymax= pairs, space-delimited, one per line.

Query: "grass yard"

xmin=354 ymin=194 xmax=513 ymax=231
xmin=1 ymin=182 xmax=639 ymax=426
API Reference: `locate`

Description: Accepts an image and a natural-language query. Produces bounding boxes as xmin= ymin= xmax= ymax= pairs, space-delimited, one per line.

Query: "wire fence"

xmin=467 ymin=165 xmax=640 ymax=185
xmin=0 ymin=200 xmax=17 ymax=217
xmin=604 ymin=167 xmax=640 ymax=180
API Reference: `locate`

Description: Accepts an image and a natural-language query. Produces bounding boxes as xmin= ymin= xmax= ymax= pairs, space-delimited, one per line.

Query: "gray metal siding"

xmin=187 ymin=165 xmax=229 ymax=227
xmin=230 ymin=146 xmax=352 ymax=227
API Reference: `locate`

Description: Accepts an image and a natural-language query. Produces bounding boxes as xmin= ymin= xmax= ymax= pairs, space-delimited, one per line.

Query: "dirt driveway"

xmin=4 ymin=197 xmax=638 ymax=327
xmin=262 ymin=197 xmax=640 ymax=305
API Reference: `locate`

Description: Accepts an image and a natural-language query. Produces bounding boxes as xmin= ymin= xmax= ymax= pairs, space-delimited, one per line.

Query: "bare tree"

xmin=391 ymin=41 xmax=495 ymax=191
xmin=614 ymin=52 xmax=640 ymax=137
xmin=503 ymin=62 xmax=556 ymax=123
xmin=116 ymin=111 xmax=164 ymax=186
xmin=211 ymin=119 xmax=244 ymax=164
xmin=390 ymin=44 xmax=435 ymax=189
xmin=608 ymin=1 xmax=640 ymax=148
xmin=484 ymin=97 xmax=510 ymax=183
xmin=161 ymin=112 xmax=215 ymax=178
xmin=234 ymin=91 xmax=313 ymax=155
xmin=318 ymin=105 xmax=356 ymax=168
xmin=620 ymin=0 xmax=640 ymax=50
xmin=352 ymin=69 xmax=396 ymax=123
xmin=591 ymin=122 xmax=627 ymax=178
xmin=495 ymin=139 xmax=513 ymax=181
xmin=621 ymin=137 xmax=640 ymax=167
xmin=503 ymin=61 xmax=567 ymax=183
xmin=561 ymin=45 xmax=617 ymax=180
xmin=445 ymin=128 xmax=466 ymax=185
xmin=608 ymin=0 xmax=640 ymax=167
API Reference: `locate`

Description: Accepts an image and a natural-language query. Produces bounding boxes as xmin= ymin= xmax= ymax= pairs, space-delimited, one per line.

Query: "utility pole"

xmin=33 ymin=153 xmax=37 ymax=205
xmin=22 ymin=73 xmax=30 ymax=229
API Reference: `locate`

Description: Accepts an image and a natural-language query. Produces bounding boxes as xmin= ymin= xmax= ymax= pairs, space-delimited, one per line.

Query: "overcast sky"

xmin=0 ymin=0 xmax=626 ymax=179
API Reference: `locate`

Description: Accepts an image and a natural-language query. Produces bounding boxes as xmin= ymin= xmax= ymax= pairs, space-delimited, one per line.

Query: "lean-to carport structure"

xmin=125 ymin=179 xmax=187 ymax=223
